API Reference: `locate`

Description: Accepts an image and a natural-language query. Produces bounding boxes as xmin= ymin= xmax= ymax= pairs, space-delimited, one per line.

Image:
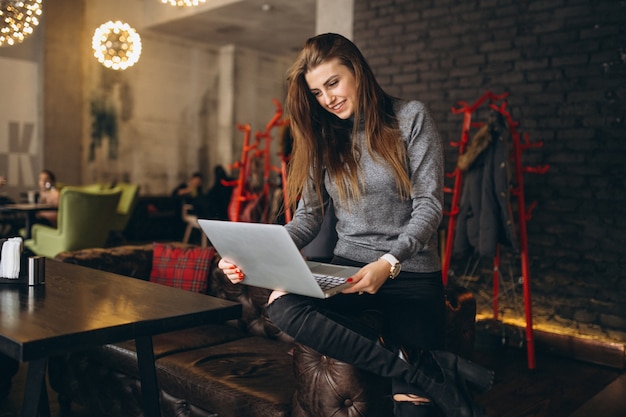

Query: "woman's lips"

xmin=331 ymin=100 xmax=345 ymax=112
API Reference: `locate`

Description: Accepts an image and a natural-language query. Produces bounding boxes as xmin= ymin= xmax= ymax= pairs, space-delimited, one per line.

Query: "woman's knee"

xmin=267 ymin=290 xmax=287 ymax=305
xmin=266 ymin=293 xmax=311 ymax=330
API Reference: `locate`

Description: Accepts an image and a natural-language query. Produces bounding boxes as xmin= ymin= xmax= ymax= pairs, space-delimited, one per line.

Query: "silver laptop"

xmin=198 ymin=219 xmax=359 ymax=298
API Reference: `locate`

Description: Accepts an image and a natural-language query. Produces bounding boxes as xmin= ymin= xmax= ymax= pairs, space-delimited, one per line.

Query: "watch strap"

xmin=379 ymin=253 xmax=401 ymax=279
xmin=380 ymin=253 xmax=399 ymax=267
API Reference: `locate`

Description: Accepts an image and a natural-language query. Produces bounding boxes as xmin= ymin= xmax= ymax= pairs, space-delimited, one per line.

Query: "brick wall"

xmin=353 ymin=0 xmax=626 ymax=342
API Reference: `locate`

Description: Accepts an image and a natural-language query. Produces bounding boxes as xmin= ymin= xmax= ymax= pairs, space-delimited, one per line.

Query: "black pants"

xmin=267 ymin=256 xmax=445 ymax=415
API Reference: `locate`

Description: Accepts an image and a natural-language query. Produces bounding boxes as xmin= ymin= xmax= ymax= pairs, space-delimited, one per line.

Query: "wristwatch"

xmin=379 ymin=253 xmax=401 ymax=279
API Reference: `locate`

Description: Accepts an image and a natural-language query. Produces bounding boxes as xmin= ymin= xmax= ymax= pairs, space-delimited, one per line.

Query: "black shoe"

xmin=432 ymin=351 xmax=494 ymax=394
xmin=410 ymin=350 xmax=494 ymax=417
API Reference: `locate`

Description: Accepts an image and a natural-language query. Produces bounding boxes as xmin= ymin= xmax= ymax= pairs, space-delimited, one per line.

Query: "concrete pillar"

xmin=43 ymin=0 xmax=84 ymax=185
xmin=216 ymin=45 xmax=235 ymax=172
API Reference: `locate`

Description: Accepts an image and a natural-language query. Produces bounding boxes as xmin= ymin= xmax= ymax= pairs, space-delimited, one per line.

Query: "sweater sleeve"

xmin=389 ymin=101 xmax=444 ymax=262
xmin=284 ymin=179 xmax=328 ymax=250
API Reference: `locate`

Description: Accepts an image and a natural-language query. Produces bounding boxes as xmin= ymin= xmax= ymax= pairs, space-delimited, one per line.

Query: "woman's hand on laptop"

xmin=341 ymin=260 xmax=390 ymax=295
xmin=218 ymin=258 xmax=245 ymax=284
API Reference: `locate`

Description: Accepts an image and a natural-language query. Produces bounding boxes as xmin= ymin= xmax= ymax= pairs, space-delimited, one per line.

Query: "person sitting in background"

xmin=0 ymin=176 xmax=16 ymax=236
xmin=172 ymin=172 xmax=203 ymax=201
xmin=172 ymin=172 xmax=204 ymax=214
xmin=35 ymin=169 xmax=60 ymax=227
xmin=0 ymin=175 xmax=11 ymax=205
xmin=203 ymin=165 xmax=233 ymax=220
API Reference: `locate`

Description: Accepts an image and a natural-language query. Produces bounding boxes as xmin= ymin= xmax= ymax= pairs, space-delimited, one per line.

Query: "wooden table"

xmin=0 ymin=261 xmax=241 ymax=417
xmin=0 ymin=203 xmax=58 ymax=239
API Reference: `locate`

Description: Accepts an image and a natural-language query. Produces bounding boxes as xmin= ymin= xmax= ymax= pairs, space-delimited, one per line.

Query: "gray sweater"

xmin=286 ymin=99 xmax=444 ymax=273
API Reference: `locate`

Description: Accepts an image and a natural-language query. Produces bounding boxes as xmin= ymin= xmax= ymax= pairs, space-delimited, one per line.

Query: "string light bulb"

xmin=161 ymin=0 xmax=206 ymax=7
xmin=92 ymin=20 xmax=142 ymax=71
xmin=0 ymin=0 xmax=43 ymax=47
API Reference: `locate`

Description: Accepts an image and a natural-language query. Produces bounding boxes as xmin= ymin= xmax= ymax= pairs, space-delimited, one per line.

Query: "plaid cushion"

xmin=149 ymin=243 xmax=215 ymax=293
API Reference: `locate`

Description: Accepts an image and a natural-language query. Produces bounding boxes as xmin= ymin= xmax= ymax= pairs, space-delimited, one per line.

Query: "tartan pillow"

xmin=149 ymin=243 xmax=215 ymax=293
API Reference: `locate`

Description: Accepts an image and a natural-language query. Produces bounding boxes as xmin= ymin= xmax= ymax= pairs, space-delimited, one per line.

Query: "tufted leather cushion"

xmin=156 ymin=337 xmax=295 ymax=417
xmin=291 ymin=343 xmax=393 ymax=417
xmin=55 ymin=243 xmax=157 ymax=281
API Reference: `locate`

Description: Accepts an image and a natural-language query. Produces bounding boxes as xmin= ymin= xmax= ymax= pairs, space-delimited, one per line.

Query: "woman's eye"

xmin=329 ymin=79 xmax=338 ymax=87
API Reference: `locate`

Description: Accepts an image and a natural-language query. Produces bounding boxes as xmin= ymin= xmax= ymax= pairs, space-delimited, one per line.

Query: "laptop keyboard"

xmin=312 ymin=273 xmax=347 ymax=290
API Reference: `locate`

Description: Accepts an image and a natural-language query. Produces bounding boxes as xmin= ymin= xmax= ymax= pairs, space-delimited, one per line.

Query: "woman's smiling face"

xmin=305 ymin=58 xmax=358 ymax=120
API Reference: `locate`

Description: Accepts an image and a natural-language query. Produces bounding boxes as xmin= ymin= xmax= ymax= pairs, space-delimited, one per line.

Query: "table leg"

xmin=23 ymin=212 xmax=35 ymax=240
xmin=136 ymin=336 xmax=161 ymax=417
xmin=38 ymin=376 xmax=50 ymax=417
xmin=21 ymin=358 xmax=50 ymax=417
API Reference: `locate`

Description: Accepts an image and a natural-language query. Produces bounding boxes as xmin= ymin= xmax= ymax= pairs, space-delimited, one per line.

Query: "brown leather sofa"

xmin=48 ymin=243 xmax=476 ymax=417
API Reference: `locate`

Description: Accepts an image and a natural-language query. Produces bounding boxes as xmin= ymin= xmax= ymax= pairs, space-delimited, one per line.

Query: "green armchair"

xmin=110 ymin=183 xmax=140 ymax=233
xmin=24 ymin=187 xmax=122 ymax=258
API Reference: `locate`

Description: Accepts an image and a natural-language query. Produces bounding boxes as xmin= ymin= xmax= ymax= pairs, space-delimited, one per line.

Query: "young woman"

xmin=36 ymin=169 xmax=60 ymax=227
xmin=218 ymin=33 xmax=493 ymax=417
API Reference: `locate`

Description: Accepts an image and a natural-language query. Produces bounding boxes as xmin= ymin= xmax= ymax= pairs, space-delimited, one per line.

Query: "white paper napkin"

xmin=0 ymin=237 xmax=23 ymax=279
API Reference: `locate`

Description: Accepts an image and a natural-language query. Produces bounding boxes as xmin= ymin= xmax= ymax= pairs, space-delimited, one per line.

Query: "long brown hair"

xmin=285 ymin=33 xmax=411 ymax=211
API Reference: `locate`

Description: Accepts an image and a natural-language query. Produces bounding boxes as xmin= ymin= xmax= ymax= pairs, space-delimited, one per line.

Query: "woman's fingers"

xmin=218 ymin=259 xmax=244 ymax=284
xmin=341 ymin=261 xmax=389 ymax=295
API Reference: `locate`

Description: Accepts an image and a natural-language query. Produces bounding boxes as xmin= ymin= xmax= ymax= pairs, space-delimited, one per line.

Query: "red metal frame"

xmin=442 ymin=91 xmax=508 ymax=284
xmin=224 ymin=99 xmax=287 ymax=223
xmin=442 ymin=91 xmax=549 ymax=370
xmin=223 ymin=123 xmax=255 ymax=222
xmin=254 ymin=99 xmax=288 ymax=223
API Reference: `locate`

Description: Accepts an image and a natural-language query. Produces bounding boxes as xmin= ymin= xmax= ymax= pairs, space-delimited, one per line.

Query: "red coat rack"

xmin=223 ymin=122 xmax=254 ymax=222
xmin=442 ymin=91 xmax=549 ymax=370
xmin=253 ymin=99 xmax=288 ymax=223
xmin=224 ymin=99 xmax=287 ymax=223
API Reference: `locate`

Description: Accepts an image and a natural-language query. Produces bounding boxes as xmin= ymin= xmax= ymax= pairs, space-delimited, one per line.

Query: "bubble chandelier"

xmin=92 ymin=20 xmax=142 ymax=71
xmin=161 ymin=0 xmax=206 ymax=7
xmin=0 ymin=0 xmax=43 ymax=47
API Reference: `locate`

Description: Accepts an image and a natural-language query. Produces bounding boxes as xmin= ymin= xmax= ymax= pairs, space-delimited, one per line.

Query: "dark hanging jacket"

xmin=453 ymin=112 xmax=518 ymax=258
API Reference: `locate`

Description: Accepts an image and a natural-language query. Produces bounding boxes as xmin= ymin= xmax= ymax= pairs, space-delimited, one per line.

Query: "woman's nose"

xmin=323 ymin=92 xmax=335 ymax=106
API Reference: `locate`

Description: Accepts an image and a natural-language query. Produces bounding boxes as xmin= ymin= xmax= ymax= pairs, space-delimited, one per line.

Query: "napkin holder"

xmin=0 ymin=255 xmax=45 ymax=285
